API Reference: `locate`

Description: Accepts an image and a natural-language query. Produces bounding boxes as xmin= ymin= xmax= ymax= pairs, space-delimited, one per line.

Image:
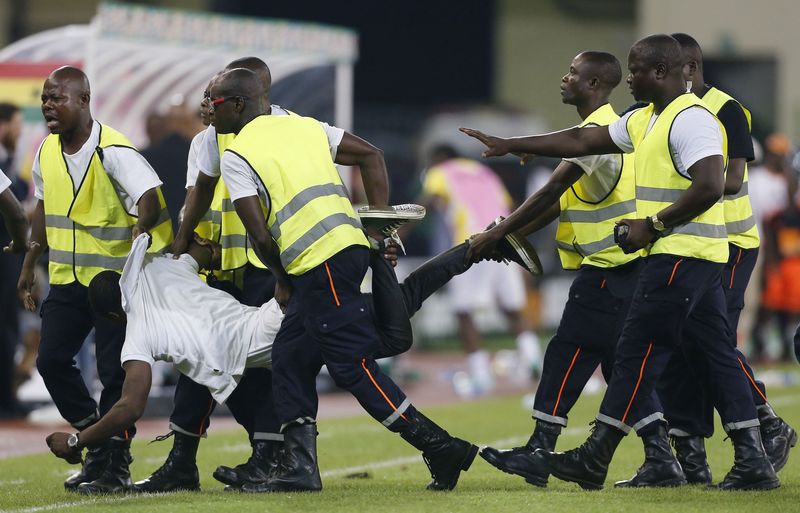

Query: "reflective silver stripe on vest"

xmin=211 ymin=210 xmax=222 ymax=226
xmin=154 ymin=207 xmax=171 ymax=226
xmin=637 ymin=186 xmax=723 ymax=204
xmin=560 ymin=200 xmax=636 ymax=224
xmin=221 ymin=233 xmax=248 ymax=250
xmin=671 ymin=222 xmax=727 ymax=239
xmin=724 ymin=181 xmax=749 ymax=201
xmin=573 ymin=233 xmax=617 ymax=256
xmin=200 ymin=211 xmax=214 ymax=223
xmin=272 ymin=183 xmax=351 ymax=241
xmin=49 ymin=249 xmax=127 ymax=270
xmin=726 ymin=216 xmax=756 ymax=235
xmin=557 ymin=240 xmax=581 ymax=253
xmin=222 ymin=198 xmax=236 ymax=212
xmin=46 ymin=214 xmax=132 ymax=241
xmin=279 ymin=213 xmax=363 ymax=268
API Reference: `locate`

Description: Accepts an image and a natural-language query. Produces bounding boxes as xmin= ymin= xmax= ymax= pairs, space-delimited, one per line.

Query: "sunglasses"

xmin=209 ymin=95 xmax=245 ymax=106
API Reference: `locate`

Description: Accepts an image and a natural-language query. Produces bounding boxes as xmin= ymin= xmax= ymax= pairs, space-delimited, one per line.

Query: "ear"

xmin=79 ymin=92 xmax=91 ymax=106
xmin=654 ymin=62 xmax=668 ymax=79
xmin=588 ymin=77 xmax=599 ymax=89
xmin=686 ymin=60 xmax=698 ymax=78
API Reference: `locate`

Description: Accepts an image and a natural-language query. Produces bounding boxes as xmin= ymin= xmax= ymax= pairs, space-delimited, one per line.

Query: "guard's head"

xmin=208 ymin=68 xmax=264 ymax=134
xmin=561 ymin=51 xmax=622 ymax=106
xmin=225 ymin=56 xmax=271 ymax=98
xmin=428 ymin=144 xmax=459 ymax=166
xmin=626 ymin=34 xmax=685 ymax=102
xmin=671 ymin=32 xmax=704 ymax=82
xmin=88 ymin=271 xmax=125 ymax=323
xmin=40 ymin=66 xmax=91 ymax=135
xmin=191 ymin=233 xmax=222 ymax=270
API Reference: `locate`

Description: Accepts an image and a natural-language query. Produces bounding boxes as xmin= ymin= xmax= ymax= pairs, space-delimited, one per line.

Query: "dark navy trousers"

xmin=598 ymin=254 xmax=759 ymax=433
xmin=659 ymin=245 xmax=766 ymax=437
xmin=37 ymin=282 xmax=134 ymax=439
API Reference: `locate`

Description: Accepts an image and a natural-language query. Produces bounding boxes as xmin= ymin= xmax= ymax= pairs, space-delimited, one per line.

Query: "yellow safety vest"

xmin=556 ymin=104 xmax=640 ymax=269
xmin=701 ymin=87 xmax=760 ymax=250
xmin=41 ymin=123 xmax=173 ymax=285
xmin=226 ymin=115 xmax=367 ymax=275
xmin=627 ymin=93 xmax=728 ymax=263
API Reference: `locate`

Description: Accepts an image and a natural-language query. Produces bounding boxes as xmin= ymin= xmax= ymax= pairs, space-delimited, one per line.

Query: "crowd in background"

xmin=1 ymin=97 xmax=799 ymax=418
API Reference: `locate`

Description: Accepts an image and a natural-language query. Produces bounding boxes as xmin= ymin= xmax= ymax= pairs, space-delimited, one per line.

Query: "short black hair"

xmin=88 ymin=270 xmax=123 ymax=318
xmin=430 ymin=144 xmax=459 ymax=161
xmin=0 ymin=103 xmax=19 ymax=123
xmin=632 ymin=34 xmax=684 ymax=71
xmin=579 ymin=51 xmax=622 ymax=89
xmin=671 ymin=32 xmax=704 ymax=71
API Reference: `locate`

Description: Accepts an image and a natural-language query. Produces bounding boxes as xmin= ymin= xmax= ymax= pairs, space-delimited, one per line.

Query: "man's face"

xmin=1 ymin=111 xmax=22 ymax=150
xmin=560 ymin=55 xmax=593 ymax=106
xmin=208 ymin=80 xmax=238 ymax=134
xmin=626 ymin=50 xmax=657 ymax=103
xmin=40 ymin=78 xmax=85 ymax=134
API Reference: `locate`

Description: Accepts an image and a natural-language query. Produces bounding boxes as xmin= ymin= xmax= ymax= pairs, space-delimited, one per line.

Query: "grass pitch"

xmin=1 ymin=383 xmax=799 ymax=513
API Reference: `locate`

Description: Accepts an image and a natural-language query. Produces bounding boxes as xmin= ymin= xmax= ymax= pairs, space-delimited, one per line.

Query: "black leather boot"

xmin=718 ymin=426 xmax=780 ymax=490
xmin=213 ymin=440 xmax=282 ymax=489
xmin=241 ymin=424 xmax=321 ymax=493
xmin=64 ymin=443 xmax=111 ymax=491
xmin=670 ymin=435 xmax=712 ymax=485
xmin=77 ymin=439 xmax=134 ymax=494
xmin=133 ymin=432 xmax=200 ymax=492
xmin=398 ymin=410 xmax=478 ymax=491
xmin=758 ymin=404 xmax=797 ymax=472
xmin=480 ymin=420 xmax=561 ymax=487
xmin=542 ymin=421 xmax=625 ymax=490
xmin=615 ymin=424 xmax=686 ymax=487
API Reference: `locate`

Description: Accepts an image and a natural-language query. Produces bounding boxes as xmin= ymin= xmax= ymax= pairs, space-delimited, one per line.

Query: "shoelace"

xmin=149 ymin=431 xmax=175 ymax=444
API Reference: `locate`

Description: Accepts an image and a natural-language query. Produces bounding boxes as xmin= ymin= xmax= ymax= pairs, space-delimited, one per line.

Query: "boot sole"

xmin=717 ymin=477 xmax=781 ymax=491
xmin=479 ymin=450 xmax=547 ymax=487
xmin=614 ymin=477 xmax=688 ymax=488
xmin=548 ymin=467 xmax=603 ymax=491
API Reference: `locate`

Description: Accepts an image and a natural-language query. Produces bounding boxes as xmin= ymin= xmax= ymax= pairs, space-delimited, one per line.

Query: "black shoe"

xmin=542 ymin=421 xmax=625 ymax=490
xmin=718 ymin=426 xmax=780 ymax=491
xmin=670 ymin=435 xmax=712 ymax=485
xmin=614 ymin=424 xmax=686 ymax=488
xmin=213 ymin=440 xmax=282 ymax=489
xmin=485 ymin=217 xmax=543 ymax=275
xmin=77 ymin=439 xmax=134 ymax=494
xmin=758 ymin=404 xmax=797 ymax=472
xmin=133 ymin=432 xmax=200 ymax=493
xmin=399 ymin=410 xmax=478 ymax=491
xmin=64 ymin=443 xmax=112 ymax=491
xmin=480 ymin=420 xmax=561 ymax=487
xmin=358 ymin=204 xmax=426 ymax=253
xmin=241 ymin=424 xmax=322 ymax=493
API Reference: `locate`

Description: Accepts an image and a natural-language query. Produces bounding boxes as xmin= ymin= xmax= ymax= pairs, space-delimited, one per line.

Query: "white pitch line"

xmin=0 ymin=479 xmax=25 ymax=486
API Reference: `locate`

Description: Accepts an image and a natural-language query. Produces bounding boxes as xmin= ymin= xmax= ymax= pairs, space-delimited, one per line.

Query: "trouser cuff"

xmin=170 ymin=422 xmax=206 ymax=438
xmin=668 ymin=428 xmax=694 ymax=438
xmin=72 ymin=410 xmax=100 ymax=429
xmin=597 ymin=413 xmax=632 ymax=434
xmin=723 ymin=419 xmax=760 ymax=433
xmin=253 ymin=432 xmax=284 ymax=442
xmin=632 ymin=412 xmax=665 ymax=434
xmin=532 ymin=409 xmax=568 ymax=427
xmin=280 ymin=417 xmax=316 ymax=432
xmin=383 ymin=398 xmax=412 ymax=428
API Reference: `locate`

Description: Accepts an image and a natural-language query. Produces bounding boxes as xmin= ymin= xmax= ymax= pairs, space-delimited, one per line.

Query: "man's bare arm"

xmin=460 ymin=125 xmax=621 ymax=159
xmin=0 ymin=188 xmax=28 ymax=252
xmin=173 ymin=172 xmax=219 ymax=257
xmin=724 ymin=157 xmax=746 ymax=196
xmin=334 ymin=132 xmax=389 ymax=208
xmin=18 ymin=200 xmax=46 ymax=311
xmin=233 ymin=195 xmax=289 ymax=284
xmin=132 ymin=188 xmax=161 ymax=239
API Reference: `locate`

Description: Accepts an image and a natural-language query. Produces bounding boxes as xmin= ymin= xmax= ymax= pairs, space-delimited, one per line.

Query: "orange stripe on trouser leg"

xmin=361 ymin=358 xmax=407 ymax=422
xmin=621 ymin=342 xmax=654 ymax=424
xmin=667 ymin=259 xmax=684 ymax=286
xmin=600 ymin=279 xmax=607 ymax=289
xmin=729 ymin=249 xmax=743 ymax=289
xmin=552 ymin=347 xmax=582 ymax=416
xmin=324 ymin=262 xmax=341 ymax=306
xmin=738 ymin=357 xmax=768 ymax=403
xmin=198 ymin=399 xmax=215 ymax=435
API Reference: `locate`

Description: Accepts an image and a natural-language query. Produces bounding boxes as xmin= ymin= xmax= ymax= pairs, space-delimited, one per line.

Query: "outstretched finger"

xmin=459 ymin=127 xmax=489 ymax=145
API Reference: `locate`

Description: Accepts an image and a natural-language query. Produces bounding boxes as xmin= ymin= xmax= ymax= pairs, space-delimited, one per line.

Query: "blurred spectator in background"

xmin=0 ymin=102 xmax=27 ymax=418
xmin=750 ymin=133 xmax=798 ymax=361
xmin=418 ymin=144 xmax=541 ymax=395
xmin=141 ymin=101 xmax=205 ymax=230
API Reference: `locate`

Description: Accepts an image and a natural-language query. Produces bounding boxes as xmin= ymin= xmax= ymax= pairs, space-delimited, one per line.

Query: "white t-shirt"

xmin=195 ymin=105 xmax=345 ymax=182
xmin=185 ymin=130 xmax=205 ymax=189
xmin=32 ymin=121 xmax=163 ymax=215
xmin=563 ymin=152 xmax=623 ymax=202
xmin=0 ymin=168 xmax=10 ymax=195
xmin=608 ymin=106 xmax=723 ymax=178
xmin=119 ymin=235 xmax=283 ymax=403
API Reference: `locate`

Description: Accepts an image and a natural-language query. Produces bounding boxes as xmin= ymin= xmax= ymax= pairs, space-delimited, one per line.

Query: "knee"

xmin=36 ymin=351 xmax=69 ymax=379
xmin=325 ymin=360 xmax=364 ymax=390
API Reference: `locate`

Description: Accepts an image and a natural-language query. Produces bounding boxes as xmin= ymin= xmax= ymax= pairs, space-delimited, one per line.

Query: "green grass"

xmin=1 ymin=384 xmax=799 ymax=513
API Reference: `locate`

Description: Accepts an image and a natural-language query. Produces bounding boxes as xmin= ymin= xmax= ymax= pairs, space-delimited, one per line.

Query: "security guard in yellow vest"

xmin=17 ymin=66 xmax=173 ymax=495
xmin=462 ymin=35 xmax=778 ymax=491
xmin=471 ymin=51 xmax=677 ymax=488
xmin=211 ymin=68 xmax=478 ymax=493
xmin=137 ymin=57 xmax=387 ymax=493
xmin=653 ymin=33 xmax=796 ymax=484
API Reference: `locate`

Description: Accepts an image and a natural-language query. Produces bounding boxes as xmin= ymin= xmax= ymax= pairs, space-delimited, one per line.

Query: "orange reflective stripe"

xmin=729 ymin=248 xmax=743 ymax=289
xmin=621 ymin=342 xmax=654 ymax=424
xmin=738 ymin=357 xmax=768 ymax=404
xmin=324 ymin=262 xmax=341 ymax=307
xmin=667 ymin=259 xmax=684 ymax=286
xmin=198 ymin=399 xmax=215 ymax=435
xmin=361 ymin=358 xmax=407 ymax=422
xmin=552 ymin=347 xmax=582 ymax=416
xmin=600 ymin=279 xmax=607 ymax=289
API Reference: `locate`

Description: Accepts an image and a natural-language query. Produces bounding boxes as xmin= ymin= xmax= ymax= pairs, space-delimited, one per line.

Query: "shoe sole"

xmin=503 ymin=232 xmax=543 ymax=276
xmin=614 ymin=477 xmax=688 ymax=488
xmin=479 ymin=450 xmax=547 ymax=487
xmin=547 ymin=467 xmax=604 ymax=491
xmin=717 ymin=477 xmax=781 ymax=491
xmin=771 ymin=427 xmax=798 ymax=472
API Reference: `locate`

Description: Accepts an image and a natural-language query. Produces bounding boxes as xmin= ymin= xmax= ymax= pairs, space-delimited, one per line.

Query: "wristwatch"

xmin=67 ymin=433 xmax=81 ymax=450
xmin=646 ymin=214 xmax=667 ymax=235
